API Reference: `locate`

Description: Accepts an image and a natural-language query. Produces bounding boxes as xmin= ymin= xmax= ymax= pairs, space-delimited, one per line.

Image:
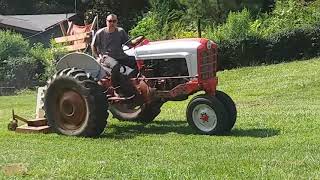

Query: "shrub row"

xmin=0 ymin=31 xmax=65 ymax=89
xmin=218 ymin=26 xmax=320 ymax=70
xmin=131 ymin=1 xmax=320 ymax=70
xmin=1 ymin=22 xmax=319 ymax=88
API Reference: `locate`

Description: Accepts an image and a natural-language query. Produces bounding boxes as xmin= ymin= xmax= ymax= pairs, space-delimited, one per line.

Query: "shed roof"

xmin=0 ymin=13 xmax=76 ymax=33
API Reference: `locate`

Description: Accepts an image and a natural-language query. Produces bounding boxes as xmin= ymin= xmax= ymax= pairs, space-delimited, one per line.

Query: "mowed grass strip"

xmin=0 ymin=58 xmax=320 ymax=179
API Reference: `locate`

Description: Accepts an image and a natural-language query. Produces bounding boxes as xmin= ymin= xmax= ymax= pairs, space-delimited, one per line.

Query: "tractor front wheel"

xmin=44 ymin=68 xmax=108 ymax=137
xmin=186 ymin=94 xmax=227 ymax=135
xmin=215 ymin=90 xmax=237 ymax=132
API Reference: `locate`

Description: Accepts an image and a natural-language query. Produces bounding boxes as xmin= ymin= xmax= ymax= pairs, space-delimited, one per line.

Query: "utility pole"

xmin=74 ymin=0 xmax=77 ymax=13
xmin=198 ymin=19 xmax=201 ymax=38
xmin=197 ymin=0 xmax=206 ymax=38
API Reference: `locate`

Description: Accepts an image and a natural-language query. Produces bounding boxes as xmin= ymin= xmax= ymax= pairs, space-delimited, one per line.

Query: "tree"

xmin=178 ymin=0 xmax=225 ymax=24
xmin=0 ymin=0 xmax=74 ymax=15
xmin=0 ymin=0 xmax=148 ymax=30
xmin=178 ymin=0 xmax=276 ymax=25
xmin=84 ymin=0 xmax=149 ymax=30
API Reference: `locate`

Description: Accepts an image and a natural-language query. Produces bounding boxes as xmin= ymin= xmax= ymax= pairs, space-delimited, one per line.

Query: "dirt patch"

xmin=2 ymin=163 xmax=28 ymax=176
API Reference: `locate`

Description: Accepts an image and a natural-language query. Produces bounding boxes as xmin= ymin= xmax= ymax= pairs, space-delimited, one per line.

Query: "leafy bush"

xmin=218 ymin=25 xmax=320 ymax=70
xmin=0 ymin=31 xmax=66 ymax=88
xmin=0 ymin=31 xmax=29 ymax=60
xmin=266 ymin=26 xmax=320 ymax=61
xmin=201 ymin=2 xmax=320 ymax=69
xmin=2 ymin=56 xmax=38 ymax=88
xmin=130 ymin=0 xmax=188 ymax=40
xmin=29 ymin=41 xmax=67 ymax=85
xmin=257 ymin=0 xmax=320 ymax=37
xmin=29 ymin=43 xmax=54 ymax=85
xmin=205 ymin=8 xmax=255 ymax=43
xmin=165 ymin=21 xmax=198 ymax=39
xmin=130 ymin=12 xmax=162 ymax=40
xmin=178 ymin=0 xmax=224 ymax=24
xmin=178 ymin=0 xmax=274 ymax=25
xmin=0 ymin=31 xmax=30 ymax=83
xmin=218 ymin=36 xmax=268 ymax=69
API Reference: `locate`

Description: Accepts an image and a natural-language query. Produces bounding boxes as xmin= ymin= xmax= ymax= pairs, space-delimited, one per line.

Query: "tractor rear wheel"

xmin=215 ymin=90 xmax=237 ymax=132
xmin=109 ymin=100 xmax=163 ymax=123
xmin=186 ymin=94 xmax=227 ymax=135
xmin=44 ymin=68 xmax=108 ymax=137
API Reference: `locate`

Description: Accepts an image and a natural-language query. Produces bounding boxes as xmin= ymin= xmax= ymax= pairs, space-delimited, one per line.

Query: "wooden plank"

xmin=90 ymin=16 xmax=98 ymax=31
xmin=59 ymin=22 xmax=67 ymax=36
xmin=64 ymin=43 xmax=87 ymax=52
xmin=54 ymin=32 xmax=91 ymax=43
xmin=67 ymin=21 xmax=74 ymax=35
xmin=16 ymin=124 xmax=51 ymax=134
xmin=26 ymin=118 xmax=47 ymax=127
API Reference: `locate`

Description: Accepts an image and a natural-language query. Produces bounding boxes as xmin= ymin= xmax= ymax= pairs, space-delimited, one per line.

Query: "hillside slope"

xmin=0 ymin=58 xmax=319 ymax=179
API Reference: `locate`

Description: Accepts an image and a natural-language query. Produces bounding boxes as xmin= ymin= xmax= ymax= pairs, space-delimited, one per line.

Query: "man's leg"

xmin=111 ymin=64 xmax=136 ymax=97
xmin=118 ymin=56 xmax=138 ymax=77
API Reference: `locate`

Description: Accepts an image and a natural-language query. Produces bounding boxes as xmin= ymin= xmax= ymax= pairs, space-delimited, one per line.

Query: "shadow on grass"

xmin=101 ymin=120 xmax=195 ymax=139
xmin=227 ymin=128 xmax=280 ymax=138
xmin=101 ymin=120 xmax=280 ymax=139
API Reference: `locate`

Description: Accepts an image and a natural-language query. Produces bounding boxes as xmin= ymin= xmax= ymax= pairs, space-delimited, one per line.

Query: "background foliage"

xmin=1 ymin=0 xmax=320 ymax=88
xmin=217 ymin=26 xmax=320 ymax=69
xmin=0 ymin=31 xmax=65 ymax=89
xmin=0 ymin=0 xmax=148 ymax=30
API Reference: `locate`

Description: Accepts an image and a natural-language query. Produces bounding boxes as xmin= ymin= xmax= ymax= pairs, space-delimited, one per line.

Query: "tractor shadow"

xmin=227 ymin=128 xmax=280 ymax=138
xmin=101 ymin=120 xmax=193 ymax=139
xmin=101 ymin=120 xmax=280 ymax=139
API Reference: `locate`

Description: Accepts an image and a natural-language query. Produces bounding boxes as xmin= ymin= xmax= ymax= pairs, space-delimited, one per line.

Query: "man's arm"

xmin=119 ymin=28 xmax=144 ymax=47
xmin=91 ymin=33 xmax=100 ymax=57
xmin=91 ymin=43 xmax=98 ymax=58
xmin=119 ymin=28 xmax=132 ymax=47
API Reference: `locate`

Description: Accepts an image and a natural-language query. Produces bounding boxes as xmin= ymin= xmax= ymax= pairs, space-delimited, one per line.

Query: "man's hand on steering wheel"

xmin=123 ymin=35 xmax=145 ymax=48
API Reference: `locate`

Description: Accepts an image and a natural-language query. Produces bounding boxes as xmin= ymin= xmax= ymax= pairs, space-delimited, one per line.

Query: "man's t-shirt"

xmin=92 ymin=27 xmax=129 ymax=59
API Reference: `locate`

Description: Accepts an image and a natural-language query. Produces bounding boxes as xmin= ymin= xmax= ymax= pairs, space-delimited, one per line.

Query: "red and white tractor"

xmin=43 ymin=36 xmax=237 ymax=137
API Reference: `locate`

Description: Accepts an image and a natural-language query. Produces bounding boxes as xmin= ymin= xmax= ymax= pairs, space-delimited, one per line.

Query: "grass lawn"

xmin=1 ymin=58 xmax=320 ymax=179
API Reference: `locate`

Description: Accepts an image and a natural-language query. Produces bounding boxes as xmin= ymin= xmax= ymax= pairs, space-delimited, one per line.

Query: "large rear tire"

xmin=109 ymin=100 xmax=163 ymax=123
xmin=186 ymin=94 xmax=227 ymax=135
xmin=44 ymin=68 xmax=108 ymax=137
xmin=215 ymin=90 xmax=237 ymax=132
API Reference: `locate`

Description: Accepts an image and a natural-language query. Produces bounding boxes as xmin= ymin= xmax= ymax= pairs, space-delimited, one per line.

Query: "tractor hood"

xmin=132 ymin=38 xmax=204 ymax=60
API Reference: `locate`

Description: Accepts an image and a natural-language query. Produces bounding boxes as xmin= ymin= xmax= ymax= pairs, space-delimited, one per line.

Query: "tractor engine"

xmin=141 ymin=58 xmax=189 ymax=90
xmin=132 ymin=38 xmax=218 ymax=96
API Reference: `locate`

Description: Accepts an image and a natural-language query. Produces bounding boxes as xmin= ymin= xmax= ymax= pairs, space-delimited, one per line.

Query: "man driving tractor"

xmin=91 ymin=13 xmax=139 ymax=97
xmin=91 ymin=13 xmax=138 ymax=73
xmin=28 ymin=13 xmax=237 ymax=137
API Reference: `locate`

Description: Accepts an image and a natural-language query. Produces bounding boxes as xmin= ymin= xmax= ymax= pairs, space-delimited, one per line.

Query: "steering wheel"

xmin=123 ymin=35 xmax=145 ymax=47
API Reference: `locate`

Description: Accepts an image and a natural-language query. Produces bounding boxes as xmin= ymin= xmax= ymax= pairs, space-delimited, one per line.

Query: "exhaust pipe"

xmin=197 ymin=19 xmax=201 ymax=38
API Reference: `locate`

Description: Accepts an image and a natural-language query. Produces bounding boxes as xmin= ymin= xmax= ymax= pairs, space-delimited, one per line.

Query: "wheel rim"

xmin=55 ymin=89 xmax=88 ymax=130
xmin=192 ymin=104 xmax=217 ymax=132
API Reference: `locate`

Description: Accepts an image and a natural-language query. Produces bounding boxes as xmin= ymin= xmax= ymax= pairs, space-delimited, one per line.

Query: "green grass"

xmin=1 ymin=58 xmax=320 ymax=179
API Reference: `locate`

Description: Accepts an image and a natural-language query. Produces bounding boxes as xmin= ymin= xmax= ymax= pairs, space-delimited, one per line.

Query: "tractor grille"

xmin=199 ymin=48 xmax=217 ymax=80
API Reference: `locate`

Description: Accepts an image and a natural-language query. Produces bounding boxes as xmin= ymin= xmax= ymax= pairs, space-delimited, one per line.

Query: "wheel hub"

xmin=192 ymin=104 xmax=217 ymax=132
xmin=56 ymin=90 xmax=87 ymax=130
xmin=200 ymin=113 xmax=209 ymax=123
xmin=61 ymin=100 xmax=75 ymax=117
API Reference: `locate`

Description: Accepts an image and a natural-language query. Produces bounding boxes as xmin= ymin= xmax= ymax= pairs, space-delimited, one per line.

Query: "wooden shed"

xmin=0 ymin=13 xmax=76 ymax=46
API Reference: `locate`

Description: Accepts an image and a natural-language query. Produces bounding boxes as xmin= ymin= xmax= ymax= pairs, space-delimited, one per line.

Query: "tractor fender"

xmin=56 ymin=52 xmax=107 ymax=79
